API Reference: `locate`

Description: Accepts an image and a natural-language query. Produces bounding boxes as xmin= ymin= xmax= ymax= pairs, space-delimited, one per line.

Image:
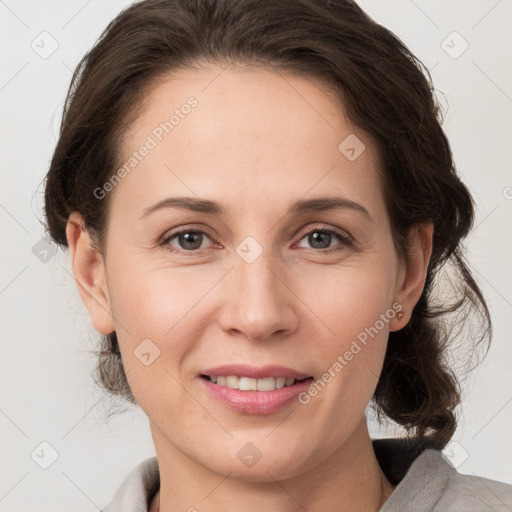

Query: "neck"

xmin=150 ymin=417 xmax=395 ymax=512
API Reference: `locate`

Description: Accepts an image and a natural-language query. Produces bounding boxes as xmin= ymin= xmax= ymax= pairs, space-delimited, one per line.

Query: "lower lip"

xmin=199 ymin=377 xmax=314 ymax=415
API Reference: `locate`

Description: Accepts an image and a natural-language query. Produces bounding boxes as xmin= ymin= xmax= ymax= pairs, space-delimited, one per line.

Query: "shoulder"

xmin=374 ymin=439 xmax=512 ymax=512
xmin=437 ymin=459 xmax=512 ymax=511
xmin=102 ymin=456 xmax=160 ymax=512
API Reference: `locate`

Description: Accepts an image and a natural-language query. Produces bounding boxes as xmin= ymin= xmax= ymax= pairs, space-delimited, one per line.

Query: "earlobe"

xmin=65 ymin=212 xmax=115 ymax=335
xmin=389 ymin=223 xmax=434 ymax=332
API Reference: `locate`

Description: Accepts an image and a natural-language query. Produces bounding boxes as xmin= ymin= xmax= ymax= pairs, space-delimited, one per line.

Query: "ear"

xmin=65 ymin=212 xmax=115 ymax=335
xmin=389 ymin=223 xmax=434 ymax=331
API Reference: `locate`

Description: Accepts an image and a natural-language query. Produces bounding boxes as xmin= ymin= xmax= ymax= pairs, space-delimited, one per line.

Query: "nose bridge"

xmin=238 ymin=242 xmax=279 ymax=301
xmin=220 ymin=236 xmax=297 ymax=340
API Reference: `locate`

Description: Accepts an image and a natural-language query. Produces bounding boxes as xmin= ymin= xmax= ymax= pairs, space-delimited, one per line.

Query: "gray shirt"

xmin=102 ymin=438 xmax=512 ymax=511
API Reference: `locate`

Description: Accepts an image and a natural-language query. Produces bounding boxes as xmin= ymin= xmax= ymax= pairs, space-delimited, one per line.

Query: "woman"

xmin=43 ymin=0 xmax=512 ymax=510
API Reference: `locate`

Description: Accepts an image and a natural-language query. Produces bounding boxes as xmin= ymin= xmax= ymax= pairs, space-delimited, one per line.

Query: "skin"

xmin=66 ymin=62 xmax=433 ymax=511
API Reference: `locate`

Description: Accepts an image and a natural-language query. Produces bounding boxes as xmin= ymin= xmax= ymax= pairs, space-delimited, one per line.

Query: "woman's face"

xmin=74 ymin=63 xmax=427 ymax=480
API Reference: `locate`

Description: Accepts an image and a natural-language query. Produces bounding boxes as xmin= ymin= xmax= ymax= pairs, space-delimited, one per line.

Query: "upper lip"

xmin=200 ymin=364 xmax=312 ymax=380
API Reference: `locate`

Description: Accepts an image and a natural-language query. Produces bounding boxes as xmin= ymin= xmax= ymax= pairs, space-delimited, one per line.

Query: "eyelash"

xmin=159 ymin=224 xmax=353 ymax=255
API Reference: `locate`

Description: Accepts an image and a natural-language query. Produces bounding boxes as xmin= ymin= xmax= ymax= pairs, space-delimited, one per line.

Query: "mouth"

xmin=200 ymin=374 xmax=313 ymax=391
xmin=198 ymin=364 xmax=314 ymax=415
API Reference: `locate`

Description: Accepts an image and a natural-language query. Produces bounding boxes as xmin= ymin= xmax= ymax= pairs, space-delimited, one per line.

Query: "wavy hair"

xmin=43 ymin=0 xmax=491 ymax=447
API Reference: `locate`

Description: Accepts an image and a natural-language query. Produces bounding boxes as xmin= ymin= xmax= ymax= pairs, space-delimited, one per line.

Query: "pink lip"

xmin=199 ymin=364 xmax=314 ymax=415
xmin=200 ymin=377 xmax=313 ymax=415
xmin=200 ymin=364 xmax=311 ymax=380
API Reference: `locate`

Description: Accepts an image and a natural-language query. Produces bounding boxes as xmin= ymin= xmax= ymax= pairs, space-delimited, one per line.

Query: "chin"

xmin=213 ymin=459 xmax=307 ymax=483
xmin=192 ymin=441 xmax=315 ymax=483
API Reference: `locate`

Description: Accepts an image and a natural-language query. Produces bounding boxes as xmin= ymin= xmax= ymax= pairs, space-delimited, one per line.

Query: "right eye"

xmin=161 ymin=228 xmax=217 ymax=254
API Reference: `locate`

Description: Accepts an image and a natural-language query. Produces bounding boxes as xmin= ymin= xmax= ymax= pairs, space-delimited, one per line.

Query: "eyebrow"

xmin=140 ymin=196 xmax=371 ymax=220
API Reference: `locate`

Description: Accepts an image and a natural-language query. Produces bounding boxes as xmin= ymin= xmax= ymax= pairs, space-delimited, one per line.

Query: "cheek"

xmin=105 ymin=259 xmax=229 ymax=401
xmin=294 ymin=257 xmax=397 ymax=412
xmin=306 ymin=254 xmax=397 ymax=342
xmin=107 ymin=248 xmax=224 ymax=339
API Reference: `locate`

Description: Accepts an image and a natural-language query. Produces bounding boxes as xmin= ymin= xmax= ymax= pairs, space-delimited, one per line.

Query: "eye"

xmin=161 ymin=228 xmax=216 ymax=254
xmin=294 ymin=225 xmax=353 ymax=253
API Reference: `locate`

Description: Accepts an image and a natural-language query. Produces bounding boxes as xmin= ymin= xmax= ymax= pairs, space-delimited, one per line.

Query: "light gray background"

xmin=1 ymin=0 xmax=511 ymax=510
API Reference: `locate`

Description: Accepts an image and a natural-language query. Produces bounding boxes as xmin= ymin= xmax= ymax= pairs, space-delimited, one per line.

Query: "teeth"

xmin=239 ymin=377 xmax=257 ymax=390
xmin=226 ymin=376 xmax=239 ymax=388
xmin=257 ymin=377 xmax=276 ymax=391
xmin=209 ymin=375 xmax=300 ymax=391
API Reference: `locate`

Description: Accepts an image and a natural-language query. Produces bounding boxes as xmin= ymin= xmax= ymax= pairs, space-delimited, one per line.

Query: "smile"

xmin=199 ymin=364 xmax=315 ymax=414
xmin=201 ymin=375 xmax=309 ymax=391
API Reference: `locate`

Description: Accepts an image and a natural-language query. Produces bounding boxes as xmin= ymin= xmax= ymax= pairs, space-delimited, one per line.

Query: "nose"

xmin=217 ymin=245 xmax=299 ymax=342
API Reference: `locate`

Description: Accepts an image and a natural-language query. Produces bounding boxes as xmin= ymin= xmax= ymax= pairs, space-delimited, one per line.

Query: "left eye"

xmin=295 ymin=228 xmax=351 ymax=251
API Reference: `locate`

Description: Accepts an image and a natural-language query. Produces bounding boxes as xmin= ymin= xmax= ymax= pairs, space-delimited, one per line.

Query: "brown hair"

xmin=43 ymin=0 xmax=491 ymax=448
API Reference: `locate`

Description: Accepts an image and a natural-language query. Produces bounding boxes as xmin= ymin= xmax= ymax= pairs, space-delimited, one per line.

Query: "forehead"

xmin=112 ymin=63 xmax=384 ymax=220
